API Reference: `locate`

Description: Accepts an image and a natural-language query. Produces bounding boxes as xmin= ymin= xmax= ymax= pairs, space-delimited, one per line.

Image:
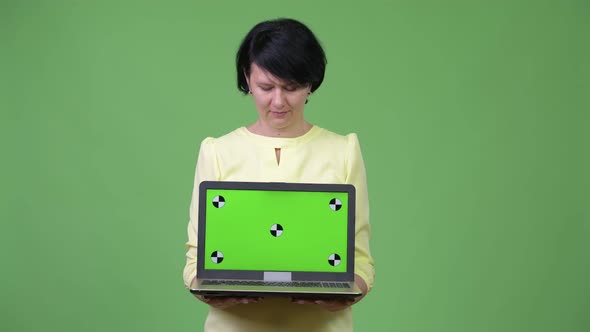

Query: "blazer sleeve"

xmin=183 ymin=137 xmax=220 ymax=288
xmin=346 ymin=133 xmax=375 ymax=291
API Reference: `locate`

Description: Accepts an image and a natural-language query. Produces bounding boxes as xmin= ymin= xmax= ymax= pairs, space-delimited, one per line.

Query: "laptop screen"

xmin=197 ymin=181 xmax=355 ymax=280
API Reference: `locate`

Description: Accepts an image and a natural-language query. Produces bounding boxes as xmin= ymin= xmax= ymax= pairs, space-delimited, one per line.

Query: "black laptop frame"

xmin=196 ymin=181 xmax=356 ymax=282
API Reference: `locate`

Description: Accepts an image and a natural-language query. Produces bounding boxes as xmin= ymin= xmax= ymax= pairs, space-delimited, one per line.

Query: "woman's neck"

xmin=247 ymin=120 xmax=313 ymax=138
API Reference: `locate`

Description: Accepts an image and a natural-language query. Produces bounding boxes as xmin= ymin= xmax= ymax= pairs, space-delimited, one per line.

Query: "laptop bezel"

xmin=196 ymin=181 xmax=356 ymax=282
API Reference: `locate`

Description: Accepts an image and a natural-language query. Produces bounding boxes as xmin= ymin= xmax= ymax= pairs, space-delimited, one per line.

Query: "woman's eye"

xmin=284 ymin=86 xmax=297 ymax=92
xmin=260 ymin=86 xmax=272 ymax=91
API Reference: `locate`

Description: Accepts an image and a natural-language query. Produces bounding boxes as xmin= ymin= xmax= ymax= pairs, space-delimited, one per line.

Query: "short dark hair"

xmin=236 ymin=18 xmax=327 ymax=95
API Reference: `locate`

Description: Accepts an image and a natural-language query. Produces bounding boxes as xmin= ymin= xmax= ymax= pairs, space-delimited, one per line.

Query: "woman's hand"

xmin=290 ymin=274 xmax=369 ymax=311
xmin=193 ymin=294 xmax=261 ymax=309
xmin=290 ymin=298 xmax=355 ymax=311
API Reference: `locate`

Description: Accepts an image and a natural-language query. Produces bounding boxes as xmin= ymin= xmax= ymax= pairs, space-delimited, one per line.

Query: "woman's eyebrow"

xmin=257 ymin=81 xmax=297 ymax=88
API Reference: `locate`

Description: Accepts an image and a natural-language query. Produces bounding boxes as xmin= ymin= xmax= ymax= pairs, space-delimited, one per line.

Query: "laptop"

xmin=189 ymin=181 xmax=362 ymax=299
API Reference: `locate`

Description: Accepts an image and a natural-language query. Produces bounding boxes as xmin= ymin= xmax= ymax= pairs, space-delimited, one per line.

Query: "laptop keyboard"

xmin=202 ymin=280 xmax=351 ymax=288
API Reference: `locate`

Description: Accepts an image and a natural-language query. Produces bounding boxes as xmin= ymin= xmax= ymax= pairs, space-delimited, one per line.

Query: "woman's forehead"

xmin=250 ymin=63 xmax=291 ymax=85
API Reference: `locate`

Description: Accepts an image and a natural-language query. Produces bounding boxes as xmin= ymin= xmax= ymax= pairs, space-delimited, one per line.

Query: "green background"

xmin=1 ymin=0 xmax=588 ymax=331
xmin=204 ymin=190 xmax=348 ymax=272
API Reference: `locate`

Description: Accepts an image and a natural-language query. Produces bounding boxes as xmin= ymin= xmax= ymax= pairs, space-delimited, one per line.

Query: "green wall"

xmin=1 ymin=1 xmax=588 ymax=331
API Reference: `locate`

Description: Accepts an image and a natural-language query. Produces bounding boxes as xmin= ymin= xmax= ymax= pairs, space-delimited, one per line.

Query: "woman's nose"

xmin=272 ymin=89 xmax=285 ymax=109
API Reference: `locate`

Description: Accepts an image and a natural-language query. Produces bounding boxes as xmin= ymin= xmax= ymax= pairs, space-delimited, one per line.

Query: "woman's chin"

xmin=267 ymin=117 xmax=292 ymax=129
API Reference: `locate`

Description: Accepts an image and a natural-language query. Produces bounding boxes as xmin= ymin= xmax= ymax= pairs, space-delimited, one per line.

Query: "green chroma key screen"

xmin=204 ymin=189 xmax=349 ymax=272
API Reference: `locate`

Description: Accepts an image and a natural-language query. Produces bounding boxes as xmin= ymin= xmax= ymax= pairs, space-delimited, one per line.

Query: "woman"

xmin=183 ymin=18 xmax=375 ymax=331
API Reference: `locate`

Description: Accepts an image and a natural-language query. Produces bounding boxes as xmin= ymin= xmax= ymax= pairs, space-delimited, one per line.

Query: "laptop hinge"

xmin=263 ymin=272 xmax=292 ymax=282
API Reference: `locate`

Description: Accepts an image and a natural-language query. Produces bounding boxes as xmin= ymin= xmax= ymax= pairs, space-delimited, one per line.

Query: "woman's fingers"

xmin=290 ymin=298 xmax=354 ymax=311
xmin=200 ymin=296 xmax=262 ymax=309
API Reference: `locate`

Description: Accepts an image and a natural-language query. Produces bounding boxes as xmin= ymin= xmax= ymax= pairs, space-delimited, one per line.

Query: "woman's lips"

xmin=270 ymin=111 xmax=288 ymax=117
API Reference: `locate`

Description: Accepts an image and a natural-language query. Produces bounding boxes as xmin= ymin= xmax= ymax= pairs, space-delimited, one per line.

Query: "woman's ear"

xmin=244 ymin=71 xmax=251 ymax=92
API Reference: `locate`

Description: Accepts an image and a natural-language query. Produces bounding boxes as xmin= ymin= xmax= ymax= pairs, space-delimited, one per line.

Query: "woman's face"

xmin=246 ymin=63 xmax=311 ymax=131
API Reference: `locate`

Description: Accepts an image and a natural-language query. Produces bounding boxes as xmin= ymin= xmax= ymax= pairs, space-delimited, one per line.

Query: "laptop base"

xmin=190 ymin=278 xmax=362 ymax=300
